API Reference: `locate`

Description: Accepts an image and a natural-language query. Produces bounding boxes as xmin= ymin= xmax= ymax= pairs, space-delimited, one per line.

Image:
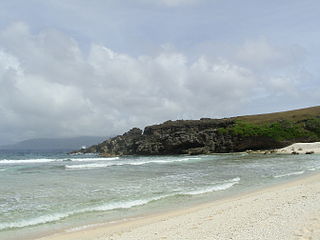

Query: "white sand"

xmin=276 ymin=142 xmax=320 ymax=154
xmin=35 ymin=172 xmax=320 ymax=240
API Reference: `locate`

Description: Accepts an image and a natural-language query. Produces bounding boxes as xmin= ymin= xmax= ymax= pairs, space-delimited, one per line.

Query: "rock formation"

xmin=74 ymin=106 xmax=320 ymax=156
xmin=76 ymin=119 xmax=285 ymax=156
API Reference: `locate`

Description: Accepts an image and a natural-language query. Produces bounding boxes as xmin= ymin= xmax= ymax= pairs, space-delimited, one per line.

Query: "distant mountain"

xmin=0 ymin=136 xmax=109 ymax=151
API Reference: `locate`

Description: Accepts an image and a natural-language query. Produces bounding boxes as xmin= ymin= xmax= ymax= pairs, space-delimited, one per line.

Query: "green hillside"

xmin=234 ymin=106 xmax=320 ymax=124
xmin=226 ymin=106 xmax=320 ymax=142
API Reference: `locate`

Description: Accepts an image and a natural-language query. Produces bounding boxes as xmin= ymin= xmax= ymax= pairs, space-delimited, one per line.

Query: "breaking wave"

xmin=0 ymin=176 xmax=240 ymax=231
xmin=308 ymin=165 xmax=320 ymax=171
xmin=181 ymin=177 xmax=240 ymax=195
xmin=65 ymin=157 xmax=201 ymax=169
xmin=0 ymin=157 xmax=119 ymax=165
xmin=0 ymin=195 xmax=169 ymax=231
xmin=273 ymin=171 xmax=305 ymax=178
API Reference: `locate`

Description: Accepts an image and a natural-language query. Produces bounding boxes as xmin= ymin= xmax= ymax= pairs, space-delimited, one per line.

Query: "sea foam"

xmin=181 ymin=177 xmax=240 ymax=195
xmin=0 ymin=213 xmax=69 ymax=230
xmin=0 ymin=195 xmax=170 ymax=230
xmin=65 ymin=157 xmax=199 ymax=169
xmin=0 ymin=157 xmax=119 ymax=165
xmin=273 ymin=171 xmax=305 ymax=178
xmin=308 ymin=165 xmax=320 ymax=171
xmin=0 ymin=176 xmax=240 ymax=230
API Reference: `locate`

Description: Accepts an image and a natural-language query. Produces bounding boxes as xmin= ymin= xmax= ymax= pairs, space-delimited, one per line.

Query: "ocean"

xmin=0 ymin=150 xmax=320 ymax=240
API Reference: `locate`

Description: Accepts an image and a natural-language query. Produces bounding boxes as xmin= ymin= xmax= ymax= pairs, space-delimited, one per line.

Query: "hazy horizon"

xmin=0 ymin=135 xmax=108 ymax=150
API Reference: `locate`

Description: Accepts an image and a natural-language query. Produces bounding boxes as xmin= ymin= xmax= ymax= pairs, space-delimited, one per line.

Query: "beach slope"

xmin=37 ymin=173 xmax=320 ymax=240
xmin=276 ymin=142 xmax=320 ymax=154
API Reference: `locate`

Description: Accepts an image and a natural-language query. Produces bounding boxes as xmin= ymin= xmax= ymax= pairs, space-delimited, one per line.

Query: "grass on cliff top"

xmin=218 ymin=117 xmax=320 ymax=142
xmin=233 ymin=106 xmax=320 ymax=124
xmin=147 ymin=106 xmax=320 ymax=134
xmin=220 ymin=106 xmax=320 ymax=142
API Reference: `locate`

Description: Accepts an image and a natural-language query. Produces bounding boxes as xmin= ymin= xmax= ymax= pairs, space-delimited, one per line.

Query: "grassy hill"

xmin=234 ymin=106 xmax=320 ymax=124
xmin=224 ymin=106 xmax=320 ymax=142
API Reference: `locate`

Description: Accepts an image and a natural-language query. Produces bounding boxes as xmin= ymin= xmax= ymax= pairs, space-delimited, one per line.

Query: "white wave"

xmin=182 ymin=177 xmax=240 ymax=195
xmin=88 ymin=195 xmax=169 ymax=211
xmin=184 ymin=157 xmax=202 ymax=160
xmin=65 ymin=163 xmax=115 ymax=169
xmin=65 ymin=157 xmax=199 ymax=169
xmin=0 ymin=168 xmax=6 ymax=172
xmin=70 ymin=157 xmax=119 ymax=162
xmin=308 ymin=166 xmax=320 ymax=171
xmin=0 ymin=159 xmax=59 ymax=164
xmin=0 ymin=195 xmax=169 ymax=230
xmin=0 ymin=157 xmax=119 ymax=165
xmin=274 ymin=171 xmax=305 ymax=178
xmin=0 ymin=156 xmax=203 ymax=167
xmin=0 ymin=176 xmax=240 ymax=230
xmin=129 ymin=158 xmax=192 ymax=165
xmin=0 ymin=212 xmax=69 ymax=230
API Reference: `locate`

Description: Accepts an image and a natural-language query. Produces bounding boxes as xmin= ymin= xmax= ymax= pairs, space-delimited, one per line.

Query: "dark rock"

xmin=187 ymin=147 xmax=210 ymax=155
xmin=123 ymin=128 xmax=143 ymax=136
xmin=72 ymin=106 xmax=320 ymax=156
xmin=79 ymin=119 xmax=237 ymax=155
xmin=305 ymin=151 xmax=314 ymax=154
xmin=79 ymin=118 xmax=290 ymax=156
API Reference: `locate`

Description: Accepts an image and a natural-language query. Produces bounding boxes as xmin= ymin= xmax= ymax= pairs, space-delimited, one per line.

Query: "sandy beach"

xmin=34 ymin=172 xmax=320 ymax=240
xmin=276 ymin=142 xmax=320 ymax=154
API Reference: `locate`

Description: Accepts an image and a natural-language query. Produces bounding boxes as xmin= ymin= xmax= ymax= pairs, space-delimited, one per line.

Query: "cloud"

xmin=0 ymin=22 xmax=253 ymax=143
xmin=0 ymin=22 xmax=317 ymax=144
xmin=235 ymin=38 xmax=306 ymax=71
xmin=137 ymin=0 xmax=205 ymax=7
xmin=229 ymin=40 xmax=317 ymax=115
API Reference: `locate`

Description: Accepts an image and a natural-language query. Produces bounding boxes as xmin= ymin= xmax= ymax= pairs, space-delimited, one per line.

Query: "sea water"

xmin=0 ymin=150 xmax=320 ymax=240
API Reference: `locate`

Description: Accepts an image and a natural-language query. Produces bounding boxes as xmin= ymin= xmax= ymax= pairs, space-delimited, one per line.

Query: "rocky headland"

xmin=75 ymin=106 xmax=320 ymax=156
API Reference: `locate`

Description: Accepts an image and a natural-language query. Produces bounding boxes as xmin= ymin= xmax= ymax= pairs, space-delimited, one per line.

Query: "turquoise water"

xmin=0 ymin=150 xmax=320 ymax=240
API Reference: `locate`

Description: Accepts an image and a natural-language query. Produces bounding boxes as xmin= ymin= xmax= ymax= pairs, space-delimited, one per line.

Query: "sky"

xmin=0 ymin=0 xmax=319 ymax=144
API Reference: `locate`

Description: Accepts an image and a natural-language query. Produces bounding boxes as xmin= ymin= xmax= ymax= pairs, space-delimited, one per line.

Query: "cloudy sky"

xmin=0 ymin=0 xmax=319 ymax=144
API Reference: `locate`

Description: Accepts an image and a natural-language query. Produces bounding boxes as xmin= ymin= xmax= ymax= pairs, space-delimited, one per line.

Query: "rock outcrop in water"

xmin=74 ymin=106 xmax=320 ymax=156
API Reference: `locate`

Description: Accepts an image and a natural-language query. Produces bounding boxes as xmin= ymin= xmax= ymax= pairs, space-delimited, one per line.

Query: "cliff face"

xmin=77 ymin=106 xmax=320 ymax=156
xmin=79 ymin=119 xmax=286 ymax=156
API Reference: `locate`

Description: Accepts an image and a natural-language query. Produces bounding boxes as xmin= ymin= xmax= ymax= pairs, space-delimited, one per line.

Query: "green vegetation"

xmin=216 ymin=106 xmax=320 ymax=142
xmin=219 ymin=118 xmax=320 ymax=141
xmin=305 ymin=118 xmax=320 ymax=137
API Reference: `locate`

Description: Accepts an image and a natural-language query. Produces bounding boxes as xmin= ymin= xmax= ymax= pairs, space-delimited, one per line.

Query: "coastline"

xmin=276 ymin=142 xmax=320 ymax=154
xmin=34 ymin=172 xmax=320 ymax=240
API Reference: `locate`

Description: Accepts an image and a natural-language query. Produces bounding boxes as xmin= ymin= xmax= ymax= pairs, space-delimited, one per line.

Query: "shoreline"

xmin=75 ymin=141 xmax=320 ymax=156
xmin=275 ymin=142 xmax=320 ymax=154
xmin=34 ymin=172 xmax=320 ymax=240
